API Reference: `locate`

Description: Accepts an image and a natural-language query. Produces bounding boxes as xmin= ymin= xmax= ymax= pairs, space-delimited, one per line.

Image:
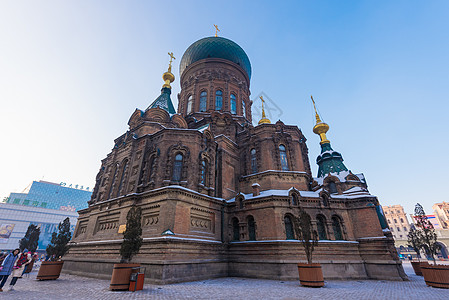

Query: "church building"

xmin=63 ymin=34 xmax=407 ymax=283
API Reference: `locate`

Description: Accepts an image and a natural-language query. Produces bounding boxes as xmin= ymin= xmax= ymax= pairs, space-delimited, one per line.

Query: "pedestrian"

xmin=8 ymin=249 xmax=32 ymax=291
xmin=0 ymin=248 xmax=20 ymax=292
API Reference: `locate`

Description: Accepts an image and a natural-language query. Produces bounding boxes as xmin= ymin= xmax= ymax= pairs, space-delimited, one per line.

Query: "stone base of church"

xmin=62 ymin=237 xmax=408 ymax=284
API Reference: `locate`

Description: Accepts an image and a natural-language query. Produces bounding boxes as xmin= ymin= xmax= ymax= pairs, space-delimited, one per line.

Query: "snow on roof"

xmin=214 ymin=134 xmax=238 ymax=147
xmin=331 ymin=193 xmax=375 ymax=200
xmin=298 ymin=191 xmax=320 ymax=198
xmin=356 ymin=173 xmax=366 ymax=183
xmin=314 ymin=170 xmax=369 ymax=185
xmin=342 ymin=186 xmax=366 ymax=194
xmin=196 ymin=123 xmax=210 ymax=133
xmin=241 ymin=170 xmax=307 ymax=179
xmin=226 ymin=186 xmax=375 ymax=202
xmin=226 ymin=189 xmax=290 ymax=202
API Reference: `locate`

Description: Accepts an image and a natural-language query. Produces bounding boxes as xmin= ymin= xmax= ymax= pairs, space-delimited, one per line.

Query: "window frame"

xmin=230 ymin=93 xmax=237 ymax=114
xmin=199 ymin=91 xmax=207 ymax=112
xmin=215 ymin=90 xmax=223 ymax=111
xmin=186 ymin=94 xmax=193 ymax=114
xmin=279 ymin=144 xmax=289 ymax=171
xmin=172 ymin=153 xmax=184 ymax=182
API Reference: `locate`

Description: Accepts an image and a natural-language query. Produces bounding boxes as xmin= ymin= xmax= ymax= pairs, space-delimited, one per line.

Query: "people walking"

xmin=0 ymin=248 xmax=20 ymax=292
xmin=8 ymin=249 xmax=32 ymax=291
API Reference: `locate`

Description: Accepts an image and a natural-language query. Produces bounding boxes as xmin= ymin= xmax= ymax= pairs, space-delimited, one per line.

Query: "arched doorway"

xmin=436 ymin=242 xmax=448 ymax=259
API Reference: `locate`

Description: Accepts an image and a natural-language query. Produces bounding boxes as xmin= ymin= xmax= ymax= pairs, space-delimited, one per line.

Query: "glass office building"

xmin=4 ymin=180 xmax=91 ymax=211
xmin=0 ymin=180 xmax=92 ymax=252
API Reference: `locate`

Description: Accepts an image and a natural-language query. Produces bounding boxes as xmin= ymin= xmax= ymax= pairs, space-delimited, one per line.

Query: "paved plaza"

xmin=0 ymin=262 xmax=448 ymax=299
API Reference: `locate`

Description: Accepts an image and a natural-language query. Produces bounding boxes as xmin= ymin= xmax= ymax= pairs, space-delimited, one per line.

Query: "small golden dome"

xmin=258 ymin=95 xmax=271 ymax=125
xmin=258 ymin=118 xmax=271 ymax=125
xmin=162 ymin=71 xmax=175 ymax=88
xmin=310 ymin=95 xmax=330 ymax=145
xmin=313 ymin=122 xmax=329 ymax=135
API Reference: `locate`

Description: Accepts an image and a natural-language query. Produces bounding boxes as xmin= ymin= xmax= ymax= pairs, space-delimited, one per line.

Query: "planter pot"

xmin=410 ymin=261 xmax=423 ymax=276
xmin=109 ymin=263 xmax=140 ymax=291
xmin=421 ymin=264 xmax=449 ymax=289
xmin=36 ymin=261 xmax=64 ymax=280
xmin=297 ymin=263 xmax=324 ymax=287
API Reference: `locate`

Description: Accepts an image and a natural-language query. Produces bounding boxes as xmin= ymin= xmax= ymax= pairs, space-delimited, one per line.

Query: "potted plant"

xmin=292 ymin=207 xmax=324 ymax=287
xmin=407 ymin=225 xmax=424 ymax=276
xmin=19 ymin=224 xmax=41 ymax=253
xmin=109 ymin=206 xmax=143 ymax=291
xmin=413 ymin=203 xmax=449 ymax=289
xmin=37 ymin=217 xmax=71 ymax=280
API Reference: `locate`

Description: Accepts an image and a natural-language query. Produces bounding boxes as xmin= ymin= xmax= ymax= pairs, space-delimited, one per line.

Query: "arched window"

xmin=186 ymin=95 xmax=193 ymax=114
xmin=116 ymin=159 xmax=128 ymax=197
xmin=250 ymin=148 xmax=257 ymax=174
xmin=138 ymin=157 xmax=147 ymax=186
xmin=284 ymin=215 xmax=295 ymax=240
xmin=394 ymin=219 xmax=397 ymax=223
xmin=199 ymin=91 xmax=207 ymax=112
xmin=248 ymin=216 xmax=256 ymax=241
xmin=148 ymin=156 xmax=155 ymax=181
xmin=239 ymin=198 xmax=244 ymax=209
xmin=279 ymin=145 xmax=289 ymax=171
xmin=317 ymin=215 xmax=327 ymax=240
xmin=172 ymin=153 xmax=183 ymax=181
xmin=232 ymin=218 xmax=240 ymax=241
xmin=329 ymin=181 xmax=337 ymax=194
xmin=242 ymin=99 xmax=246 ymax=118
xmin=200 ymin=159 xmax=207 ymax=185
xmin=291 ymin=194 xmax=298 ymax=206
xmin=107 ymin=164 xmax=118 ymax=199
xmin=400 ymin=218 xmax=404 ymax=223
xmin=230 ymin=93 xmax=237 ymax=114
xmin=215 ymin=90 xmax=223 ymax=110
xmin=332 ymin=216 xmax=344 ymax=240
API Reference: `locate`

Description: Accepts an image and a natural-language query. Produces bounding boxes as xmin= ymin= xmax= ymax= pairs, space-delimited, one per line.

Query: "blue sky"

xmin=1 ymin=1 xmax=448 ymax=217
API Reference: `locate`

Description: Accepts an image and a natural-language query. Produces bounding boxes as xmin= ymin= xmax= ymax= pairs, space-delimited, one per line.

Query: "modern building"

xmin=392 ymin=207 xmax=449 ymax=260
xmin=4 ymin=180 xmax=91 ymax=211
xmin=433 ymin=202 xmax=449 ymax=229
xmin=383 ymin=205 xmax=411 ymax=240
xmin=0 ymin=180 xmax=91 ymax=252
xmin=410 ymin=214 xmax=442 ymax=230
xmin=64 ymin=34 xmax=407 ymax=283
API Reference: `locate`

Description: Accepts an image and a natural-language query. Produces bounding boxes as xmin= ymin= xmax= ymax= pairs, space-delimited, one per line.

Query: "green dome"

xmin=180 ymin=37 xmax=251 ymax=79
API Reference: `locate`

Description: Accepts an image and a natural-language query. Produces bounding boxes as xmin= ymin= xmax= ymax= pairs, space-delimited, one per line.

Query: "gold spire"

xmin=310 ymin=95 xmax=330 ymax=144
xmin=162 ymin=52 xmax=175 ymax=89
xmin=214 ymin=24 xmax=220 ymax=37
xmin=258 ymin=96 xmax=271 ymax=125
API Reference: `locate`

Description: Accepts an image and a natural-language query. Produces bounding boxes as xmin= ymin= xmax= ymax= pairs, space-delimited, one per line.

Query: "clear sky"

xmin=1 ymin=1 xmax=448 ymax=217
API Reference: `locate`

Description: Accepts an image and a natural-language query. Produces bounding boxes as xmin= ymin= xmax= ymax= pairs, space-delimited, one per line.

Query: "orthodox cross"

xmin=310 ymin=95 xmax=318 ymax=115
xmin=214 ymin=24 xmax=220 ymax=37
xmin=311 ymin=95 xmax=322 ymax=123
xmin=260 ymin=96 xmax=266 ymax=117
xmin=168 ymin=52 xmax=175 ymax=72
xmin=260 ymin=95 xmax=265 ymax=107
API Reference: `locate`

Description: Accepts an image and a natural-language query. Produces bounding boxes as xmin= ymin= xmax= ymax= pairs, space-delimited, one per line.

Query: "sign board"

xmin=118 ymin=224 xmax=126 ymax=233
xmin=0 ymin=223 xmax=15 ymax=243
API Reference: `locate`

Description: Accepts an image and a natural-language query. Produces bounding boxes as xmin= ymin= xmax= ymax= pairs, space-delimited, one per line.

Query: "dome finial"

xmin=214 ymin=24 xmax=220 ymax=37
xmin=258 ymin=96 xmax=271 ymax=125
xmin=162 ymin=52 xmax=176 ymax=89
xmin=310 ymin=95 xmax=330 ymax=144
